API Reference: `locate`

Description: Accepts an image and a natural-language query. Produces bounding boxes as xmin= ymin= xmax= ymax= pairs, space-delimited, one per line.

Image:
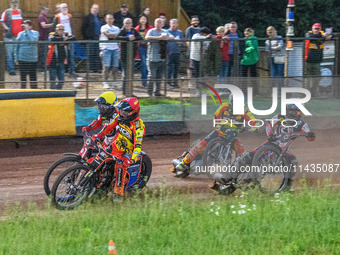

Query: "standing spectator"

xmin=240 ymin=28 xmax=259 ymax=94
xmin=16 ymin=20 xmax=39 ymax=89
xmin=265 ymin=26 xmax=285 ymax=77
xmin=159 ymin=13 xmax=169 ymax=29
xmin=145 ymin=18 xmax=174 ymax=97
xmin=100 ymin=14 xmax=120 ymax=89
xmin=205 ymin=34 xmax=222 ymax=77
xmin=46 ymin=24 xmax=74 ymax=89
xmin=190 ymin=27 xmax=211 ymax=79
xmin=0 ymin=0 xmax=23 ymax=75
xmin=142 ymin=7 xmax=150 ymax=17
xmin=240 ymin=28 xmax=258 ymax=77
xmin=82 ymin=4 xmax=102 ymax=73
xmin=117 ymin=18 xmax=141 ymax=95
xmin=225 ymin=21 xmax=245 ymax=77
xmin=215 ymin=26 xmax=229 ymax=79
xmin=167 ymin=18 xmax=183 ymax=88
xmin=224 ymin=23 xmax=231 ymax=34
xmin=185 ymin=16 xmax=200 ymax=42
xmin=52 ymin=3 xmax=76 ymax=77
xmin=113 ymin=3 xmax=135 ymax=28
xmin=55 ymin=4 xmax=61 ymax=15
xmin=135 ymin=14 xmax=153 ymax=87
xmin=185 ymin=16 xmax=200 ymax=85
xmin=38 ymin=5 xmax=52 ymax=72
xmin=304 ymin=23 xmax=330 ymax=96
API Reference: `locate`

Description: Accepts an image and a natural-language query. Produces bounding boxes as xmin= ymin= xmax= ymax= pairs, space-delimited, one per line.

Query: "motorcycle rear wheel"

xmin=44 ymin=156 xmax=82 ymax=196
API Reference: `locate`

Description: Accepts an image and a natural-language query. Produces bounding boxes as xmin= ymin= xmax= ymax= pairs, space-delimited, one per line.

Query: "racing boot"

xmin=175 ymin=161 xmax=190 ymax=178
xmin=175 ymin=140 xmax=207 ymax=178
xmin=209 ymin=180 xmax=220 ymax=191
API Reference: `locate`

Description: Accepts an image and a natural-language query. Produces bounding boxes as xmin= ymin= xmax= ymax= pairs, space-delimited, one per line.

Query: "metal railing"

xmin=0 ymin=37 xmax=339 ymax=99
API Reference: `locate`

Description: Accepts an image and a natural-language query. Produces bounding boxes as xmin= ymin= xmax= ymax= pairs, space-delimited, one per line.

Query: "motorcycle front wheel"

xmin=251 ymin=144 xmax=292 ymax=193
xmin=202 ymin=138 xmax=235 ymax=174
xmin=51 ymin=165 xmax=94 ymax=210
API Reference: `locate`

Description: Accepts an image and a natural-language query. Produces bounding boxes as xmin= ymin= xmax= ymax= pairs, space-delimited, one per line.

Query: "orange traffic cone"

xmin=108 ymin=240 xmax=117 ymax=254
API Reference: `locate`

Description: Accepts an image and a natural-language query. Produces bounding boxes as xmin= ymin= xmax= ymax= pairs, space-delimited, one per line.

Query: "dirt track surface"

xmin=1 ymin=129 xmax=340 ymax=210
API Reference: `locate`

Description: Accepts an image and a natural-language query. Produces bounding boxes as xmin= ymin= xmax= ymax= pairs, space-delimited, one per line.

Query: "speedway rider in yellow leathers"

xmin=92 ymin=97 xmax=145 ymax=198
xmin=174 ymin=94 xmax=257 ymax=177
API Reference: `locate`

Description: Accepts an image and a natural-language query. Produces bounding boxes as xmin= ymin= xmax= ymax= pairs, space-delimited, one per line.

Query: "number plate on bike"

xmin=91 ymin=154 xmax=105 ymax=169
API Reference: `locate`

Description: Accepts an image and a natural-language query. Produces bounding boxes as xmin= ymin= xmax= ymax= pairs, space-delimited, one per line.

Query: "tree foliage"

xmin=181 ymin=0 xmax=340 ymax=37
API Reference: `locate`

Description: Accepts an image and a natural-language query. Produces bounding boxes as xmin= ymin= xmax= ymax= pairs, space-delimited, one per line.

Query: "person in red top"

xmin=1 ymin=0 xmax=23 ymax=75
xmin=92 ymin=97 xmax=145 ymax=198
xmin=135 ymin=14 xmax=153 ymax=87
xmin=215 ymin=26 xmax=230 ymax=80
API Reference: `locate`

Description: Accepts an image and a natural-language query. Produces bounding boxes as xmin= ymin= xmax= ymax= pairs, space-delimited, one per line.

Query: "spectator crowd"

xmin=0 ymin=0 xmax=332 ymax=97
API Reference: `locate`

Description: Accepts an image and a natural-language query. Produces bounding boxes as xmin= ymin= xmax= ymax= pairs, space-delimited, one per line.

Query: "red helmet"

xmin=117 ymin=97 xmax=140 ymax=122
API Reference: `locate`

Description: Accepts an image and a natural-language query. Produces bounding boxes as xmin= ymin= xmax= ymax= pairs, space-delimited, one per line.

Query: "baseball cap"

xmin=312 ymin=23 xmax=322 ymax=29
xmin=23 ymin=20 xmax=33 ymax=25
xmin=121 ymin=3 xmax=128 ymax=8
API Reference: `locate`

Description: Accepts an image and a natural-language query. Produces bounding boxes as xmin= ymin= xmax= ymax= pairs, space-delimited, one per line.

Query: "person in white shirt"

xmin=145 ymin=18 xmax=174 ymax=97
xmin=190 ymin=26 xmax=211 ymax=78
xmin=100 ymin=14 xmax=120 ymax=89
xmin=52 ymin=3 xmax=76 ymax=77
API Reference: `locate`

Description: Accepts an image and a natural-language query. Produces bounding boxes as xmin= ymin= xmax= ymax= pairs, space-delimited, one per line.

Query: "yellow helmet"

xmin=94 ymin=91 xmax=118 ymax=105
xmin=94 ymin=92 xmax=118 ymax=118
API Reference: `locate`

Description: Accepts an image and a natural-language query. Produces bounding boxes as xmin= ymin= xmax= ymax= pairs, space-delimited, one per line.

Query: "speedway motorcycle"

xmin=171 ymin=130 xmax=239 ymax=179
xmin=212 ymin=132 xmax=308 ymax=194
xmin=51 ymin=135 xmax=152 ymax=210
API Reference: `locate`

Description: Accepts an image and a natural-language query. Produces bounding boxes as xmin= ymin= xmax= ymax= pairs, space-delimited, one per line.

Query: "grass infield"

xmin=1 ymin=180 xmax=340 ymax=255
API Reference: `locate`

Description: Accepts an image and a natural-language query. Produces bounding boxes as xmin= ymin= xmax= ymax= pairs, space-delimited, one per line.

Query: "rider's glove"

xmin=92 ymin=133 xmax=102 ymax=140
xmin=123 ymin=158 xmax=135 ymax=168
xmin=268 ymin=134 xmax=276 ymax=142
xmin=307 ymin=132 xmax=315 ymax=141
xmin=82 ymin=126 xmax=90 ymax=133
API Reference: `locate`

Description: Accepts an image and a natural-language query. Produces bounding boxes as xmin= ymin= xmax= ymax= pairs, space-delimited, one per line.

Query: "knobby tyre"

xmin=134 ymin=154 xmax=152 ymax=190
xmin=44 ymin=156 xmax=82 ymax=196
xmin=251 ymin=143 xmax=291 ymax=193
xmin=202 ymin=138 xmax=232 ymax=169
xmin=51 ymin=164 xmax=94 ymax=210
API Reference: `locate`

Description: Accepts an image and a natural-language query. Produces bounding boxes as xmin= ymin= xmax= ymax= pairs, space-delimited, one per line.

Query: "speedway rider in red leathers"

xmin=82 ymin=92 xmax=119 ymax=147
xmin=174 ymin=94 xmax=257 ymax=177
xmin=241 ymin=104 xmax=316 ymax=186
xmin=92 ymin=97 xmax=145 ymax=198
